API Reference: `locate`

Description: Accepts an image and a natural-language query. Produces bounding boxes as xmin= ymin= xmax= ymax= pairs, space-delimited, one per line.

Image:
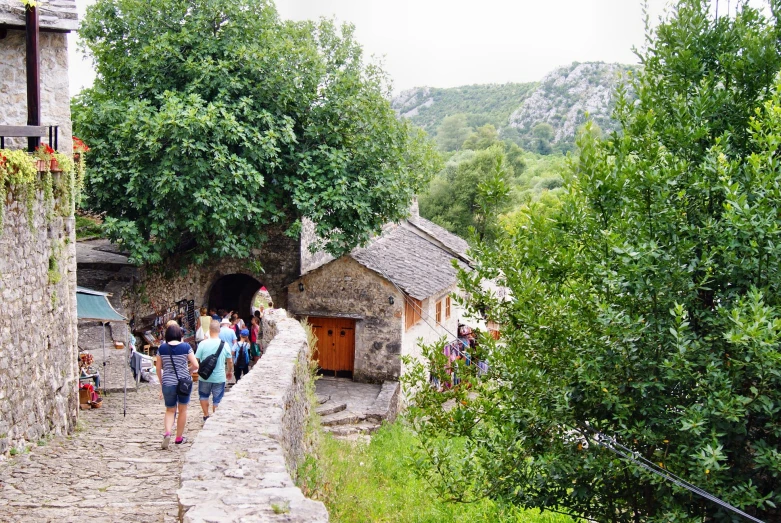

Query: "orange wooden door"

xmin=311 ymin=318 xmax=355 ymax=372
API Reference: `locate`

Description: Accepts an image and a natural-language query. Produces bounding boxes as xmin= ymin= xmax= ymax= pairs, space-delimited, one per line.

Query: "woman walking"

xmin=249 ymin=316 xmax=262 ymax=365
xmin=156 ymin=324 xmax=199 ymax=449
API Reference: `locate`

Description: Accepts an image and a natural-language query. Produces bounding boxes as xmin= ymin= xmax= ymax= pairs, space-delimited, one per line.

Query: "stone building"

xmin=0 ymin=0 xmax=79 ymax=451
xmin=288 ymin=205 xmax=470 ymax=383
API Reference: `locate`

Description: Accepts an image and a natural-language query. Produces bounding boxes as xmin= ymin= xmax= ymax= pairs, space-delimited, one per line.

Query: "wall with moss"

xmin=0 ymin=178 xmax=77 ymax=453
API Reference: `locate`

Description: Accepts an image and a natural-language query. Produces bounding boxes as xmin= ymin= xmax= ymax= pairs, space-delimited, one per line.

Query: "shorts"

xmin=162 ymin=384 xmax=191 ymax=408
xmin=198 ymin=381 xmax=226 ymax=405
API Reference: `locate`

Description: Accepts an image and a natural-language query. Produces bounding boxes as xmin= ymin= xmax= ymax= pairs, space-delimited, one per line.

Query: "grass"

xmin=298 ymin=423 xmax=574 ymax=523
xmin=75 ymin=213 xmax=103 ymax=239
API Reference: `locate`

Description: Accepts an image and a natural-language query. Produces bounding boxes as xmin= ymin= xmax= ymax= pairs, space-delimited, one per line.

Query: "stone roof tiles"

xmin=351 ymin=223 xmax=469 ymax=301
xmin=0 ymin=0 xmax=79 ymax=32
xmin=407 ymin=214 xmax=470 ymax=261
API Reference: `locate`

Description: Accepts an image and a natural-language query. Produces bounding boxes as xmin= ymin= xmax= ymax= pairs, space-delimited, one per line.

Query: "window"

xmin=436 ymin=300 xmax=442 ymax=324
xmin=405 ymin=297 xmax=422 ymax=331
xmin=445 ymin=296 xmax=451 ymax=319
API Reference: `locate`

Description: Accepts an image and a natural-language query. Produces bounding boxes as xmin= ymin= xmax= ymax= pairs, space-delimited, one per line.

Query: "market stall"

xmin=76 ymin=286 xmax=131 ymax=415
xmin=134 ymin=299 xmax=196 ymax=356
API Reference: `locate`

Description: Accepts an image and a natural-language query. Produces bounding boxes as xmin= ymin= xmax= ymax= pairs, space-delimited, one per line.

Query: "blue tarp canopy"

xmin=76 ymin=286 xmax=126 ymax=322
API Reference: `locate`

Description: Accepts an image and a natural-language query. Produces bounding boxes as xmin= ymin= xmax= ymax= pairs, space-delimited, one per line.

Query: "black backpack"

xmin=197 ymin=341 xmax=225 ymax=380
xmin=236 ymin=342 xmax=249 ymax=369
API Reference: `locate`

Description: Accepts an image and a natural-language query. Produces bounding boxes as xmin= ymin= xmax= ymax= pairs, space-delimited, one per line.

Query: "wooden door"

xmin=311 ymin=317 xmax=355 ymax=374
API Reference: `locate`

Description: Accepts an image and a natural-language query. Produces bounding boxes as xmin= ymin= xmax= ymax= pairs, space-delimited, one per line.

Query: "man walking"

xmin=219 ymin=317 xmax=237 ymax=347
xmin=195 ymin=320 xmax=233 ymax=421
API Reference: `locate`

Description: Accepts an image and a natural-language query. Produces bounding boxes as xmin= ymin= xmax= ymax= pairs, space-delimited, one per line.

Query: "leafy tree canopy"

xmin=406 ymin=1 xmax=781 ymax=521
xmin=73 ymin=0 xmax=438 ymax=265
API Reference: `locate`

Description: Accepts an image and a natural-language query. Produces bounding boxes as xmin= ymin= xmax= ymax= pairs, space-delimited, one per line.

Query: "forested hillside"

xmin=392 ymin=61 xmax=634 ymax=154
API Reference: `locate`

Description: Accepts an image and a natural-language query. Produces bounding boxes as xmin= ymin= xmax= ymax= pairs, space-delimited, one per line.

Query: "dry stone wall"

xmin=177 ymin=309 xmax=328 ymax=522
xmin=125 ymin=229 xmax=300 ymax=320
xmin=0 ymin=24 xmax=77 ymax=453
xmin=0 ymin=186 xmax=77 ymax=453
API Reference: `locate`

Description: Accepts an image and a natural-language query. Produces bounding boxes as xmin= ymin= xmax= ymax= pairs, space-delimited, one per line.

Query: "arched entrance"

xmin=208 ymin=274 xmax=262 ymax=321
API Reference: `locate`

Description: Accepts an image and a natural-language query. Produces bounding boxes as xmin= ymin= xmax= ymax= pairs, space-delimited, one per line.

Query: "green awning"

xmin=76 ymin=286 xmax=126 ymax=322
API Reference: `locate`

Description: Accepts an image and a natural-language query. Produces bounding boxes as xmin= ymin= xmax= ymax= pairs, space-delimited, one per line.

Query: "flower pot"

xmin=35 ymin=159 xmax=47 ymax=172
xmin=50 ymin=158 xmax=62 ymax=172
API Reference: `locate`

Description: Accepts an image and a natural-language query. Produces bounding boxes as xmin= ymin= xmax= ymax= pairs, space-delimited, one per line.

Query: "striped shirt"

xmin=158 ymin=342 xmax=192 ymax=386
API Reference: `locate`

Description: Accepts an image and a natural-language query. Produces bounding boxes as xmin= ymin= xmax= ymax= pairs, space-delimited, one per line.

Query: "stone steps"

xmin=320 ymin=411 xmax=365 ymax=427
xmin=324 ymin=421 xmax=381 ymax=437
xmin=316 ymin=402 xmax=346 ymax=416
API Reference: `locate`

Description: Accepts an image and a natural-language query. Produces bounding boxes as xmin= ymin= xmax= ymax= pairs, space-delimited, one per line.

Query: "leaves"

xmin=406 ymin=1 xmax=781 ymax=521
xmin=73 ymin=0 xmax=438 ymax=265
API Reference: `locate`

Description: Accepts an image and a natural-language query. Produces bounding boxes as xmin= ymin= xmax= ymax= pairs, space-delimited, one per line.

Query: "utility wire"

xmin=576 ymin=425 xmax=765 ymax=523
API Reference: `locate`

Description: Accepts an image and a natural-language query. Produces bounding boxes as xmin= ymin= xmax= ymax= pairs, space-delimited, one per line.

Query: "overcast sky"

xmin=68 ymin=0 xmax=759 ymax=97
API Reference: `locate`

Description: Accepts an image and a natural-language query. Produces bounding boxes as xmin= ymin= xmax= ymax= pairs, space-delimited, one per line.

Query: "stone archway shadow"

xmin=207 ymin=273 xmax=263 ymax=322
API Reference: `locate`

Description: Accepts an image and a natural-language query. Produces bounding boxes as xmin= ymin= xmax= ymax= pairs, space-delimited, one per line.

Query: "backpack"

xmin=236 ymin=342 xmax=250 ymax=369
xmin=197 ymin=341 xmax=225 ymax=380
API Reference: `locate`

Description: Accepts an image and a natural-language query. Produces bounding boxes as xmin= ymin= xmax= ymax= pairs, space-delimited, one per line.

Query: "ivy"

xmin=0 ymin=148 xmax=79 ymax=235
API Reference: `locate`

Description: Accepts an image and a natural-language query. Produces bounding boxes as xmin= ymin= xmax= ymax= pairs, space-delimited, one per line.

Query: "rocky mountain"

xmin=393 ymin=61 xmax=636 ymax=153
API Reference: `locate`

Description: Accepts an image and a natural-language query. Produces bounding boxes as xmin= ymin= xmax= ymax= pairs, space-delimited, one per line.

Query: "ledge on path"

xmin=177 ymin=309 xmax=329 ymax=522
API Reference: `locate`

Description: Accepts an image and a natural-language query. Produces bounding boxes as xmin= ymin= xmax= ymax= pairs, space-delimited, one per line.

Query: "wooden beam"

xmin=0 ymin=125 xmax=48 ymax=137
xmin=26 ymin=5 xmax=41 ymax=151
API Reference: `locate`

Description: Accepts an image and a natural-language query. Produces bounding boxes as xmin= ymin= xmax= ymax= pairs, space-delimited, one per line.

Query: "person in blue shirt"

xmin=233 ymin=329 xmax=251 ymax=381
xmin=218 ymin=318 xmax=237 ymax=347
xmin=195 ymin=320 xmax=234 ymax=421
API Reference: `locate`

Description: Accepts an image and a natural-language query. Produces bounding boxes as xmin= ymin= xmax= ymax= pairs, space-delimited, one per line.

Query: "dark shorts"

xmin=198 ymin=381 xmax=226 ymax=405
xmin=162 ymin=384 xmax=190 ymax=408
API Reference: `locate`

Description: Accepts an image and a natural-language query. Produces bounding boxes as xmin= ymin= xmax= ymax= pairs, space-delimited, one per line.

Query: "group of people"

xmin=153 ymin=305 xmax=268 ymax=450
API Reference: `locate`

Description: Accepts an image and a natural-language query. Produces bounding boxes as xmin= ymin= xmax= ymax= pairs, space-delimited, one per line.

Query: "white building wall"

xmin=400 ymin=287 xmax=461 ymax=380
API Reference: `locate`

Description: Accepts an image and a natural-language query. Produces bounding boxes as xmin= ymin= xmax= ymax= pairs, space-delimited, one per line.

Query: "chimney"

xmin=409 ymin=197 xmax=419 ymax=219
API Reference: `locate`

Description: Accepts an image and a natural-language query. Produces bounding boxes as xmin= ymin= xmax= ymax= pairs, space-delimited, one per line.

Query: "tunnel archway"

xmin=208 ymin=274 xmax=262 ymax=322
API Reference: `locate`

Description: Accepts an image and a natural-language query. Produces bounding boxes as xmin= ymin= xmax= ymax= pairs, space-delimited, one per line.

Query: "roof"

xmin=407 ymin=215 xmax=470 ymax=261
xmin=351 ymin=224 xmax=469 ymax=300
xmin=0 ymin=0 xmax=79 ymax=32
xmin=77 ymin=287 xmax=126 ymax=322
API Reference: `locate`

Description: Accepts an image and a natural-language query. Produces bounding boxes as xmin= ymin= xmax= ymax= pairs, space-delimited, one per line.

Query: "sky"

xmin=67 ymin=0 xmax=760 ymax=97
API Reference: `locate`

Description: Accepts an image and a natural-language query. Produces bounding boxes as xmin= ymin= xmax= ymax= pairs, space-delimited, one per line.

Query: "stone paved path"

xmin=0 ymin=383 xmax=202 ymax=523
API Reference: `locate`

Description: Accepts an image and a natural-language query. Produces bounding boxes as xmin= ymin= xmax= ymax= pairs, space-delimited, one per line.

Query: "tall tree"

xmin=406 ymin=1 xmax=781 ymax=521
xmin=435 ymin=114 xmax=472 ymax=152
xmin=419 ymin=145 xmax=512 ymax=243
xmin=73 ymin=0 xmax=438 ymax=265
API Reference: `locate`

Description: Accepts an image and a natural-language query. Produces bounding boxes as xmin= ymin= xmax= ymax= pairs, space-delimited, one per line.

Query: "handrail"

xmin=0 ymin=125 xmax=58 ymax=151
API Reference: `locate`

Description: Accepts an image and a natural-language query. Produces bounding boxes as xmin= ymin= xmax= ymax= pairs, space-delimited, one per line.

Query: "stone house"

xmin=288 ymin=205 xmax=470 ymax=383
xmin=0 ymin=0 xmax=79 ymax=451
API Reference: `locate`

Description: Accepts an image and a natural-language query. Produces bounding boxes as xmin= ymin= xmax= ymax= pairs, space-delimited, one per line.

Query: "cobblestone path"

xmin=0 ymin=383 xmax=202 ymax=522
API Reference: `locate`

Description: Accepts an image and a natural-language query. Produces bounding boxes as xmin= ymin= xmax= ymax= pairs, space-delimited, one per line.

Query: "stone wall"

xmin=0 ymin=29 xmax=73 ymax=155
xmin=0 ymin=25 xmax=77 ymax=452
xmin=0 ymin=185 xmax=78 ymax=452
xmin=177 ymin=309 xmax=329 ymax=522
xmin=287 ymin=256 xmax=404 ymax=383
xmin=125 ymin=229 xmax=300 ymax=321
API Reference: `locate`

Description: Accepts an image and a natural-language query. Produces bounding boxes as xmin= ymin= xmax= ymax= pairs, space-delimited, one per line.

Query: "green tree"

xmin=72 ymin=0 xmax=438 ymax=265
xmin=405 ymin=2 xmax=781 ymax=522
xmin=419 ymin=146 xmax=511 ymax=243
xmin=531 ymin=122 xmax=555 ymax=154
xmin=463 ymin=124 xmax=500 ymax=151
xmin=435 ymin=114 xmax=472 ymax=152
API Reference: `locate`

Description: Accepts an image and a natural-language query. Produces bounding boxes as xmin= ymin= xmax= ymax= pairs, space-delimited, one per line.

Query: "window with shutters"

xmin=405 ymin=297 xmax=422 ymax=331
xmin=436 ymin=300 xmax=442 ymax=324
xmin=445 ymin=296 xmax=451 ymax=319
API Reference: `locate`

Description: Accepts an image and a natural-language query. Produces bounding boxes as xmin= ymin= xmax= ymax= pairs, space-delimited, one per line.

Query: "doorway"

xmin=310 ymin=317 xmax=356 ymax=378
xmin=208 ymin=274 xmax=262 ymax=321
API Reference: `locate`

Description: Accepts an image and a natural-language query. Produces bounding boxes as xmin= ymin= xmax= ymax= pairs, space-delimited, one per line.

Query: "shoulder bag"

xmin=168 ymin=345 xmax=193 ymax=396
xmin=197 ymin=341 xmax=225 ymax=380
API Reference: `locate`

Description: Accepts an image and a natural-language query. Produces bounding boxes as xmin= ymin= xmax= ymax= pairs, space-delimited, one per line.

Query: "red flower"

xmin=36 ymin=144 xmax=55 ymax=155
xmin=72 ymin=136 xmax=90 ymax=153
